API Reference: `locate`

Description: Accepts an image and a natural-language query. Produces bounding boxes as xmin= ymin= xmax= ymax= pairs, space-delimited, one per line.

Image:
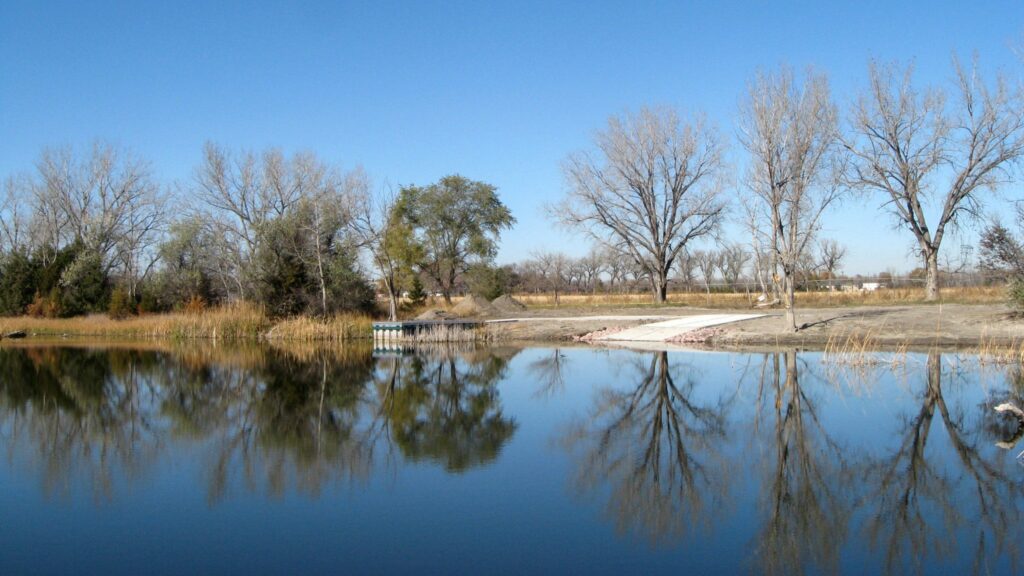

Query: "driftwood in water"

xmin=2 ymin=330 xmax=25 ymax=339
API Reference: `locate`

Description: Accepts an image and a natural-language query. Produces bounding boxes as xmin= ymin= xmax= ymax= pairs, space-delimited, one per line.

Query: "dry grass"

xmin=0 ymin=302 xmax=373 ymax=341
xmin=264 ymin=314 xmax=373 ymax=342
xmin=974 ymin=336 xmax=1024 ymax=366
xmin=514 ymin=286 xmax=1005 ymax=309
xmin=822 ymin=330 xmax=909 ymax=367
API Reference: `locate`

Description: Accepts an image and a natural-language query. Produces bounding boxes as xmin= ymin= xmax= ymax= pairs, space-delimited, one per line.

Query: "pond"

xmin=0 ymin=342 xmax=1022 ymax=575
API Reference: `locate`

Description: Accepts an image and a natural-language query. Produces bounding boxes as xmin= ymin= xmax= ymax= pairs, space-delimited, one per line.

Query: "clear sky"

xmin=2 ymin=0 xmax=1022 ymax=275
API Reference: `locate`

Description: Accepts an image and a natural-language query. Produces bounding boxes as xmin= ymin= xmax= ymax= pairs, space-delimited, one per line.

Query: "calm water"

xmin=1 ymin=343 xmax=1022 ymax=575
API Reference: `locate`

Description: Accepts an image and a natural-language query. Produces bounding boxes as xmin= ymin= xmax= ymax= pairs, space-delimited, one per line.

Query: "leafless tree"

xmin=675 ymin=248 xmax=697 ymax=292
xmin=739 ymin=67 xmax=844 ymax=331
xmin=0 ymin=176 xmax=30 ymax=254
xmin=532 ymin=250 xmax=571 ymax=305
xmin=816 ymin=239 xmax=846 ymax=294
xmin=193 ymin=143 xmax=356 ymax=301
xmin=693 ymin=249 xmax=723 ymax=305
xmin=576 ymin=247 xmax=607 ymax=294
xmin=30 ymin=142 xmax=162 ymax=271
xmin=289 ymin=163 xmax=360 ymax=316
xmin=352 ymin=182 xmax=410 ymax=321
xmin=845 ymin=59 xmax=1024 ymax=301
xmin=721 ymin=243 xmax=752 ymax=291
xmin=557 ymin=106 xmax=728 ymax=303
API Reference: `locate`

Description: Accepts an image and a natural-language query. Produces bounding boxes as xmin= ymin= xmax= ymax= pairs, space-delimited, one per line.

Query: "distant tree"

xmin=557 ymin=106 xmax=727 ymax=303
xmin=531 ymin=251 xmax=572 ymax=305
xmin=720 ymin=244 xmax=751 ymax=291
xmin=816 ymin=239 xmax=847 ymax=296
xmin=845 ymin=59 xmax=1024 ymax=301
xmin=675 ymin=249 xmax=697 ymax=293
xmin=394 ymin=175 xmax=514 ymax=305
xmin=693 ymin=249 xmax=723 ymax=304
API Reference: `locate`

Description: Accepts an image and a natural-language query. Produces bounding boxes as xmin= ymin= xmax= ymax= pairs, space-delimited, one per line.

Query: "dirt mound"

xmin=416 ymin=308 xmax=456 ymax=321
xmin=490 ymin=294 xmax=527 ymax=314
xmin=451 ymin=294 xmax=498 ymax=318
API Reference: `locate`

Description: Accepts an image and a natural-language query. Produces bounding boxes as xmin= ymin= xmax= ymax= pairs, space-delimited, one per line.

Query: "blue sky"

xmin=2 ymin=0 xmax=1022 ymax=274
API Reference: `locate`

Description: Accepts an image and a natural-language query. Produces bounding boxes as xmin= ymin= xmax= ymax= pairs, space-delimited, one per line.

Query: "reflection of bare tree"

xmin=861 ymin=352 xmax=1024 ymax=574
xmin=529 ymin=348 xmax=568 ymax=398
xmin=751 ymin=351 xmax=853 ymax=576
xmin=564 ymin=351 xmax=730 ymax=545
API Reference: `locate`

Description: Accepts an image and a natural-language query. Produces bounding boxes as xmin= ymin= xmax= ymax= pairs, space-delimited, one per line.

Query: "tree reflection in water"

xmin=750 ymin=350 xmax=853 ymax=576
xmin=860 ymin=352 xmax=1024 ymax=575
xmin=0 ymin=344 xmax=516 ymax=502
xmin=564 ymin=350 xmax=732 ymax=545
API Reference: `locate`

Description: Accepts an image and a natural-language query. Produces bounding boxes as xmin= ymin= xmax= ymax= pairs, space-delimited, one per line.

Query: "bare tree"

xmin=31 ymin=142 xmax=161 ymax=271
xmin=576 ymin=247 xmax=607 ymax=294
xmin=739 ymin=67 xmax=844 ymax=331
xmin=0 ymin=176 xmax=30 ymax=254
xmin=289 ymin=162 xmax=359 ymax=316
xmin=845 ymin=60 xmax=1024 ymax=301
xmin=532 ymin=251 xmax=571 ymax=305
xmin=693 ymin=249 xmax=723 ymax=305
xmin=352 ymin=183 xmax=417 ymax=321
xmin=816 ymin=239 xmax=846 ymax=290
xmin=675 ymin=248 xmax=697 ymax=293
xmin=721 ymin=243 xmax=752 ymax=291
xmin=557 ymin=106 xmax=728 ymax=303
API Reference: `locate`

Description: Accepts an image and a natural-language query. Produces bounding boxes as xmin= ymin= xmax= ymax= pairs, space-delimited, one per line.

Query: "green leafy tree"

xmin=407 ymin=275 xmax=427 ymax=307
xmin=59 ymin=249 xmax=109 ymax=316
xmin=465 ymin=263 xmax=510 ymax=301
xmin=0 ymin=251 xmax=38 ymax=315
xmin=395 ymin=175 xmax=514 ymax=304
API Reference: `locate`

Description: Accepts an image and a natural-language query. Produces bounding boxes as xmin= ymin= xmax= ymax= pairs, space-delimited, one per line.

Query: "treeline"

xmin=0 ymin=143 xmax=513 ymax=320
xmin=4 ymin=56 xmax=1024 ymax=329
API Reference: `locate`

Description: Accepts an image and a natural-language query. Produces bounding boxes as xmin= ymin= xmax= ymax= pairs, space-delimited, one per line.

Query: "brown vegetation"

xmin=0 ymin=302 xmax=372 ymax=341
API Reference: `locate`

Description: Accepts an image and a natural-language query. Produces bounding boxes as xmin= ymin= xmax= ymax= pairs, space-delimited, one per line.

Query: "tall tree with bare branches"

xmin=557 ymin=106 xmax=728 ymax=303
xmin=739 ymin=67 xmax=844 ymax=331
xmin=845 ymin=60 xmax=1024 ymax=301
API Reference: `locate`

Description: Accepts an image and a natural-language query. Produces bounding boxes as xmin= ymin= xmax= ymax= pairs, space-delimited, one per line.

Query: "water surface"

xmin=1 ymin=342 xmax=1022 ymax=575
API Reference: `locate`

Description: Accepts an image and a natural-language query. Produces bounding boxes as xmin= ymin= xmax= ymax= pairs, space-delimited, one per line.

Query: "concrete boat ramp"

xmin=590 ymin=313 xmax=765 ymax=342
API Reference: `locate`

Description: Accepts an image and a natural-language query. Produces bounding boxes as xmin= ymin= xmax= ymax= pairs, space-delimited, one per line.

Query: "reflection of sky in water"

xmin=0 ymin=345 xmax=1021 ymax=575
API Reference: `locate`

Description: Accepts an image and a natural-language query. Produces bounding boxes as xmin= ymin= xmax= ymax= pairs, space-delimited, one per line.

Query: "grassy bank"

xmin=0 ymin=302 xmax=373 ymax=341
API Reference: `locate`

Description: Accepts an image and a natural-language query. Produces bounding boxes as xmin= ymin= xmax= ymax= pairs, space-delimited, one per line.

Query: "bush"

xmin=58 ymin=250 xmax=108 ymax=316
xmin=0 ymin=251 xmax=38 ymax=315
xmin=107 ymin=287 xmax=134 ymax=319
xmin=1010 ymin=279 xmax=1024 ymax=311
xmin=183 ymin=294 xmax=207 ymax=315
xmin=26 ymin=289 xmax=60 ymax=318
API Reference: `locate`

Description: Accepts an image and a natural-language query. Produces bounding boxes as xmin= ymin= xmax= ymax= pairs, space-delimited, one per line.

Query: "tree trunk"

xmin=924 ymin=250 xmax=940 ymax=302
xmin=651 ymin=274 xmax=667 ymax=303
xmin=387 ymin=290 xmax=398 ymax=321
xmin=384 ymin=277 xmax=399 ymax=321
xmin=783 ymin=270 xmax=797 ymax=332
